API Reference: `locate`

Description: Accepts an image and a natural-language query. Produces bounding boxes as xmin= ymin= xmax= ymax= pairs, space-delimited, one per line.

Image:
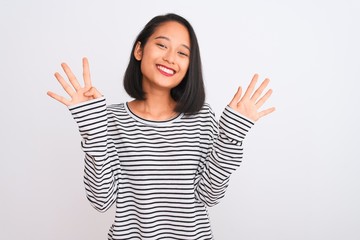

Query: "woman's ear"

xmin=134 ymin=41 xmax=142 ymax=61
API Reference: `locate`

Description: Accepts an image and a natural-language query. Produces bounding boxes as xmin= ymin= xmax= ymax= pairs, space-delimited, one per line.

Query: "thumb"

xmin=229 ymin=86 xmax=242 ymax=108
xmin=84 ymin=87 xmax=102 ymax=98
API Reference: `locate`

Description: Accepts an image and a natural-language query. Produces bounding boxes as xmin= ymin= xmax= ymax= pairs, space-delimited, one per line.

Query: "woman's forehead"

xmin=151 ymin=21 xmax=190 ymax=47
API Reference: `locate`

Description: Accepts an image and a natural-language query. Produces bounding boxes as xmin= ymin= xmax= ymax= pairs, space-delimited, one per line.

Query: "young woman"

xmin=48 ymin=13 xmax=275 ymax=240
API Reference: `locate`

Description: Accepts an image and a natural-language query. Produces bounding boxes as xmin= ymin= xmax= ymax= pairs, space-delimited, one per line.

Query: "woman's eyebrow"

xmin=154 ymin=36 xmax=191 ymax=51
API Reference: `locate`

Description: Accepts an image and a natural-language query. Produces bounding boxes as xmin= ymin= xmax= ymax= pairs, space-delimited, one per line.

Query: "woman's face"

xmin=134 ymin=21 xmax=191 ymax=93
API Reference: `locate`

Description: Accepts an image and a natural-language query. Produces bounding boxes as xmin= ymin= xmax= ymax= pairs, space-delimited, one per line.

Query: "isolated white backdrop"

xmin=1 ymin=0 xmax=359 ymax=239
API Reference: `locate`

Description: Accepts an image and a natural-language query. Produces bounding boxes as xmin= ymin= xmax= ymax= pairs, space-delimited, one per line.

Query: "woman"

xmin=48 ymin=13 xmax=275 ymax=240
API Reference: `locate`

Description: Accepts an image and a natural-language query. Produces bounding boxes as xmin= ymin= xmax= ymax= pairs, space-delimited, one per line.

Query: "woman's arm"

xmin=48 ymin=58 xmax=120 ymax=212
xmin=195 ymin=74 xmax=275 ymax=207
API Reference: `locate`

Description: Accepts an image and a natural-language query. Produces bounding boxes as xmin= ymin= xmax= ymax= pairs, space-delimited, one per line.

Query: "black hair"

xmin=123 ymin=13 xmax=205 ymax=114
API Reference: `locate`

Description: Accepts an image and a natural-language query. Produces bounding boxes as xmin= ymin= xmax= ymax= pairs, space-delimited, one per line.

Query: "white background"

xmin=1 ymin=0 xmax=359 ymax=239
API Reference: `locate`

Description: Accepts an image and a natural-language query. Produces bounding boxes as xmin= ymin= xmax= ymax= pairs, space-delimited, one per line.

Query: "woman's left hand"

xmin=229 ymin=74 xmax=275 ymax=122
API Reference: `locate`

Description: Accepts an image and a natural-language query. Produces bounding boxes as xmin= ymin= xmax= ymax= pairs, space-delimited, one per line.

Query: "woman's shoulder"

xmin=106 ymin=102 xmax=128 ymax=115
xmin=107 ymin=102 xmax=126 ymax=111
xmin=184 ymin=102 xmax=216 ymax=120
xmin=199 ymin=102 xmax=215 ymax=116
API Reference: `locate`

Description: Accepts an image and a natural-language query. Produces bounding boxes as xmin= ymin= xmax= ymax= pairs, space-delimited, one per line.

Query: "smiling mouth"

xmin=157 ymin=65 xmax=175 ymax=76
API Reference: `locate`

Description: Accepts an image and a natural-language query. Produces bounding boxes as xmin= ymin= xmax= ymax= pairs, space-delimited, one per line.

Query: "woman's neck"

xmin=128 ymin=92 xmax=178 ymax=121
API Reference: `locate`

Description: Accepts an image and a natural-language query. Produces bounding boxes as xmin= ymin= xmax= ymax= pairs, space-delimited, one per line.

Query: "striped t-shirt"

xmin=69 ymin=97 xmax=254 ymax=240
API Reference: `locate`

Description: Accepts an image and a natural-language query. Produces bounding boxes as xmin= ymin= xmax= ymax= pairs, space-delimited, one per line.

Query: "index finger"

xmin=83 ymin=57 xmax=92 ymax=88
xmin=243 ymin=73 xmax=259 ymax=99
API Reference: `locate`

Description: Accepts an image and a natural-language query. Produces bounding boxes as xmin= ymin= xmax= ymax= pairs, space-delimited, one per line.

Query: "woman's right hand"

xmin=47 ymin=57 xmax=102 ymax=106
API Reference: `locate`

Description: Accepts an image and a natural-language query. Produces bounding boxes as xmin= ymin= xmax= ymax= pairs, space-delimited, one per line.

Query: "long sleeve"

xmin=69 ymin=97 xmax=121 ymax=212
xmin=194 ymin=105 xmax=254 ymax=207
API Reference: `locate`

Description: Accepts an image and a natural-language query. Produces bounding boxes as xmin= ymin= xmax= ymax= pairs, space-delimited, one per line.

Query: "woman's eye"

xmin=178 ymin=51 xmax=189 ymax=57
xmin=156 ymin=43 xmax=166 ymax=49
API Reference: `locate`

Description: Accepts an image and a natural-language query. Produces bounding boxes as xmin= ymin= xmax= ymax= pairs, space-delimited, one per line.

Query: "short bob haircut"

xmin=123 ymin=13 xmax=205 ymax=114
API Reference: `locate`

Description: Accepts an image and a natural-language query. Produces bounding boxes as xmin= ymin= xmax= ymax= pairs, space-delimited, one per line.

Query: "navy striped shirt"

xmin=69 ymin=97 xmax=253 ymax=240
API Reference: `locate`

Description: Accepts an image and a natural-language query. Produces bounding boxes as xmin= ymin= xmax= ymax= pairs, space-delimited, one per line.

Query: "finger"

xmin=84 ymin=87 xmax=102 ymax=99
xmin=243 ymin=73 xmax=259 ymax=100
xmin=61 ymin=62 xmax=82 ymax=91
xmin=83 ymin=57 xmax=92 ymax=89
xmin=250 ymin=78 xmax=270 ymax=101
xmin=54 ymin=72 xmax=76 ymax=97
xmin=229 ymin=86 xmax=242 ymax=108
xmin=255 ymin=89 xmax=273 ymax=109
xmin=47 ymin=91 xmax=71 ymax=106
xmin=258 ymin=107 xmax=276 ymax=119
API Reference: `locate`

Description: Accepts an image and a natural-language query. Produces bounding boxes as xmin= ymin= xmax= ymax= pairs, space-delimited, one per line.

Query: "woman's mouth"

xmin=157 ymin=64 xmax=175 ymax=76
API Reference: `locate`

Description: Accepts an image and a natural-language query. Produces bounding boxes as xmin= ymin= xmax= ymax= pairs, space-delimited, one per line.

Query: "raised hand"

xmin=47 ymin=57 xmax=102 ymax=106
xmin=229 ymin=74 xmax=275 ymax=122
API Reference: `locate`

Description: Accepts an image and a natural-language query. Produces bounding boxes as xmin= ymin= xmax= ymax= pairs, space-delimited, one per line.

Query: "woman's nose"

xmin=163 ymin=51 xmax=175 ymax=64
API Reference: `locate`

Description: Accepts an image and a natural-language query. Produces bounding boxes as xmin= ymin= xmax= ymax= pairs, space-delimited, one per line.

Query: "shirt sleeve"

xmin=68 ymin=97 xmax=121 ymax=212
xmin=194 ymin=105 xmax=254 ymax=207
